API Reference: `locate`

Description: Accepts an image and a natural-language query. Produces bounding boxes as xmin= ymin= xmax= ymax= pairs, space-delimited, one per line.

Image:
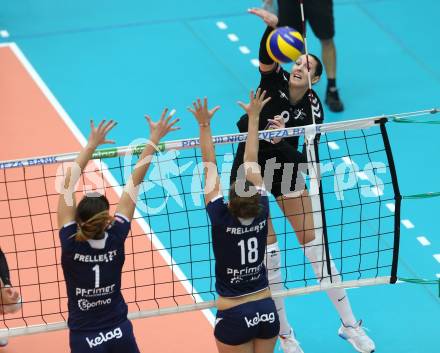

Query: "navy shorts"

xmin=69 ymin=320 xmax=140 ymax=353
xmin=214 ymin=297 xmax=280 ymax=345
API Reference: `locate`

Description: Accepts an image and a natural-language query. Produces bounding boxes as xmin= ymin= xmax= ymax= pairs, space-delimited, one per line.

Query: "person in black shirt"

xmin=57 ymin=114 xmax=178 ymax=353
xmin=265 ymin=0 xmax=344 ymax=112
xmin=230 ymin=8 xmax=376 ymax=353
xmin=0 ymin=248 xmax=22 ymax=347
xmin=188 ymin=90 xmax=280 ymax=353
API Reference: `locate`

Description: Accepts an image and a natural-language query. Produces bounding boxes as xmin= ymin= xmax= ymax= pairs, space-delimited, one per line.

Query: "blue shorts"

xmin=69 ymin=320 xmax=140 ymax=353
xmin=214 ymin=297 xmax=280 ymax=345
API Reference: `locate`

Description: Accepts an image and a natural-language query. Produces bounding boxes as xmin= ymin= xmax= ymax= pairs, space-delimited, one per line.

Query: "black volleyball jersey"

xmin=237 ymin=64 xmax=324 ymax=153
xmin=60 ymin=213 xmax=130 ymax=331
xmin=207 ymin=190 xmax=269 ymax=298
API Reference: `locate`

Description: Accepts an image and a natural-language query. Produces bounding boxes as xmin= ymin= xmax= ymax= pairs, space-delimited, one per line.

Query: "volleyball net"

xmin=0 ymin=111 xmax=420 ymax=337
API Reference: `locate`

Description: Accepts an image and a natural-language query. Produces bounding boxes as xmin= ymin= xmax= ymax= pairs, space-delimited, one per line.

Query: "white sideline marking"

xmin=239 ymin=46 xmax=250 ymax=54
xmin=385 ymin=203 xmax=395 ymax=213
xmin=342 ymin=156 xmax=353 ymax=165
xmin=0 ymin=30 xmax=9 ymax=38
xmin=434 ymin=254 xmax=440 ymax=264
xmin=7 ymin=43 xmax=215 ymax=325
xmin=327 ymin=141 xmax=339 ymax=150
xmin=216 ymin=21 xmax=227 ymax=30
xmin=227 ymin=33 xmax=239 ymax=42
xmin=250 ymin=58 xmax=259 ymax=67
xmin=416 ymin=236 xmax=430 ymax=246
xmin=401 ymin=219 xmax=415 ymax=229
xmin=436 ymin=273 xmax=440 ymax=279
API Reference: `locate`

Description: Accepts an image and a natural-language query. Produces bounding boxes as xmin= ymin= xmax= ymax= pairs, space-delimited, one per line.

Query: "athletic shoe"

xmin=0 ymin=337 xmax=8 ymax=347
xmin=279 ymin=329 xmax=304 ymax=353
xmin=325 ymin=88 xmax=344 ymax=112
xmin=338 ymin=320 xmax=375 ymax=353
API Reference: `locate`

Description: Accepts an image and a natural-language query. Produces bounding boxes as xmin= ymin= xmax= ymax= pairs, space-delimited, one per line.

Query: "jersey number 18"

xmin=237 ymin=237 xmax=258 ymax=265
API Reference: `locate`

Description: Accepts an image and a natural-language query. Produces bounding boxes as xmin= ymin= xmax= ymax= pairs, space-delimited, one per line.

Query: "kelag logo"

xmin=86 ymin=327 xmax=123 ymax=348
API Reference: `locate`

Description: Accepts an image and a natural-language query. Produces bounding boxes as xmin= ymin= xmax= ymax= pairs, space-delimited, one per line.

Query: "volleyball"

xmin=266 ymin=26 xmax=304 ymax=63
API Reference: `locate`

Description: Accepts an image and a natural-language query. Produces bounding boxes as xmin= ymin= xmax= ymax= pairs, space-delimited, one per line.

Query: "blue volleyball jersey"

xmin=207 ymin=190 xmax=269 ymax=297
xmin=60 ymin=213 xmax=130 ymax=331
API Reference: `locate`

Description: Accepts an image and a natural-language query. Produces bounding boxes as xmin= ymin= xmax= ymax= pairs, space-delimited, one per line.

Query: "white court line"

xmin=401 ymin=219 xmax=415 ymax=229
xmin=436 ymin=273 xmax=440 ymax=279
xmin=227 ymin=33 xmax=239 ymax=42
xmin=239 ymin=46 xmax=250 ymax=54
xmin=0 ymin=30 xmax=10 ymax=38
xmin=434 ymin=254 xmax=440 ymax=264
xmin=7 ymin=42 xmax=215 ymax=325
xmin=327 ymin=141 xmax=339 ymax=150
xmin=416 ymin=236 xmax=431 ymax=246
xmin=216 ymin=21 xmax=227 ymax=30
xmin=250 ymin=59 xmax=259 ymax=67
xmin=385 ymin=203 xmax=395 ymax=213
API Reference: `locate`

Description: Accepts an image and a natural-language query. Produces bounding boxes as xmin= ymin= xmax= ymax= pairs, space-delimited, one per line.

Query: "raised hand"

xmin=145 ymin=108 xmax=180 ymax=144
xmin=87 ymin=119 xmax=117 ymax=148
xmin=237 ymin=88 xmax=271 ymax=120
xmin=248 ymin=7 xmax=278 ymax=28
xmin=187 ymin=97 xmax=220 ymax=127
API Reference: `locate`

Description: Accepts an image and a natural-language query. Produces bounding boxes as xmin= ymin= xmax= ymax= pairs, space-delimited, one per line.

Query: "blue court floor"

xmin=1 ymin=0 xmax=439 ymax=352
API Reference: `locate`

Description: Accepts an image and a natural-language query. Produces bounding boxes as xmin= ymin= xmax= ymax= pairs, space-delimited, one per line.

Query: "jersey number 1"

xmin=237 ymin=237 xmax=258 ymax=265
xmin=92 ymin=264 xmax=100 ymax=288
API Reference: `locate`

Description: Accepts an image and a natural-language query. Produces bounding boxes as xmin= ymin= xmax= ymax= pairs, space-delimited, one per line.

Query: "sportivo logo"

xmin=78 ymin=298 xmax=111 ymax=311
xmin=86 ymin=327 xmax=123 ymax=348
xmin=244 ymin=311 xmax=276 ymax=328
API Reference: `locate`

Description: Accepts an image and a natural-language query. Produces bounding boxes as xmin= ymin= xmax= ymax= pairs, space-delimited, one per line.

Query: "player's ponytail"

xmin=75 ymin=193 xmax=113 ymax=241
xmin=228 ymin=180 xmax=261 ymax=219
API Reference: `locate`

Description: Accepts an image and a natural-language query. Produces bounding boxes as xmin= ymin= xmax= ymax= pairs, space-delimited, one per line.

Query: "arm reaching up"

xmin=187 ymin=98 xmax=221 ymax=204
xmin=57 ymin=120 xmax=117 ymax=228
xmin=116 ymin=109 xmax=179 ymax=220
xmin=237 ymin=88 xmax=271 ymax=187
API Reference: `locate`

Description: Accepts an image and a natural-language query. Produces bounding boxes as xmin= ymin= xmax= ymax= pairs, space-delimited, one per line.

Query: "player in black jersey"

xmin=230 ymin=8 xmax=376 ymax=353
xmin=0 ymin=248 xmax=22 ymax=346
xmin=57 ymin=114 xmax=179 ymax=353
xmin=188 ymin=89 xmax=280 ymax=353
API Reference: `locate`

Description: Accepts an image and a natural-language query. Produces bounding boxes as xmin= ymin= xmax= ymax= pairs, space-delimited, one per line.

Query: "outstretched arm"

xmin=188 ymin=98 xmax=221 ymax=204
xmin=248 ymin=8 xmax=279 ymax=73
xmin=237 ymin=89 xmax=271 ymax=187
xmin=57 ymin=120 xmax=117 ymax=228
xmin=116 ymin=110 xmax=179 ymax=221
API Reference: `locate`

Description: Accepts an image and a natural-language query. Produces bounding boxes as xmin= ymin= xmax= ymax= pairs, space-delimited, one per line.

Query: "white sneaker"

xmin=279 ymin=329 xmax=304 ymax=353
xmin=0 ymin=337 xmax=8 ymax=347
xmin=338 ymin=320 xmax=375 ymax=353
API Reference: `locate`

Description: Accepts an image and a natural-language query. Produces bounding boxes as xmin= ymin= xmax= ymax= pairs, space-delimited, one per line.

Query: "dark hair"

xmin=228 ymin=180 xmax=261 ymax=219
xmin=309 ymin=54 xmax=323 ymax=78
xmin=75 ymin=193 xmax=113 ymax=241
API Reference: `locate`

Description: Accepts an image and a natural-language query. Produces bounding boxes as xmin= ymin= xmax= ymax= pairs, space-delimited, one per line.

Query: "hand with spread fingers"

xmin=87 ymin=119 xmax=117 ymax=149
xmin=187 ymin=97 xmax=221 ymax=127
xmin=237 ymin=88 xmax=271 ymax=123
xmin=145 ymin=108 xmax=180 ymax=144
